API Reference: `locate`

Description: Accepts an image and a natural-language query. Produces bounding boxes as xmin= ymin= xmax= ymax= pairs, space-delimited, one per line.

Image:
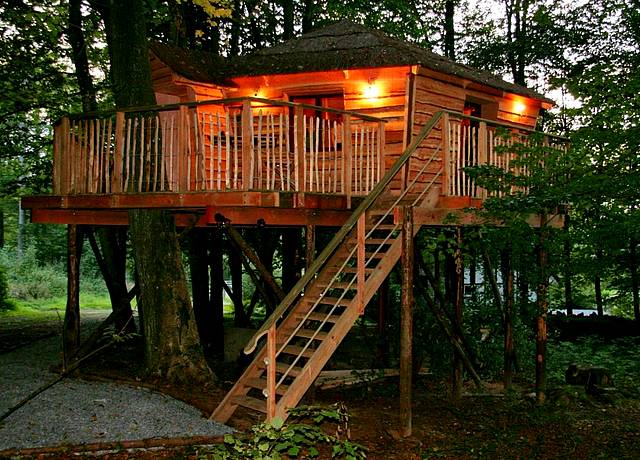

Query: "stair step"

xmin=281 ymin=344 xmax=317 ymax=358
xmin=365 ymin=252 xmax=385 ymax=259
xmin=341 ymin=266 xmax=374 ymax=274
xmin=246 ymin=378 xmax=289 ymax=395
xmin=232 ymin=395 xmax=266 ymax=413
xmin=317 ymin=281 xmax=357 ymax=290
xmin=295 ymin=312 xmax=342 ymax=323
xmin=257 ymin=361 xmax=305 ymax=377
xmin=367 ymin=224 xmax=398 ymax=230
xmin=366 ymin=238 xmax=394 ymax=245
xmin=314 ymin=296 xmax=352 ymax=307
xmin=294 ymin=328 xmax=329 ymax=341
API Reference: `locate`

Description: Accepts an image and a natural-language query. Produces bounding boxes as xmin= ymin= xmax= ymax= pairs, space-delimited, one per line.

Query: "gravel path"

xmin=0 ymin=322 xmax=232 ymax=451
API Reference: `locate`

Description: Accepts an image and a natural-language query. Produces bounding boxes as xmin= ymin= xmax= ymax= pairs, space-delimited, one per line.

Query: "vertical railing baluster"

xmin=343 ymin=114 xmax=352 ymax=207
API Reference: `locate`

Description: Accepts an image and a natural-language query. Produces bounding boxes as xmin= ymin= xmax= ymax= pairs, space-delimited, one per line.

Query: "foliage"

xmin=204 ymin=405 xmax=367 ymax=459
xmin=0 ymin=264 xmax=14 ymax=311
xmin=548 ymin=336 xmax=640 ymax=396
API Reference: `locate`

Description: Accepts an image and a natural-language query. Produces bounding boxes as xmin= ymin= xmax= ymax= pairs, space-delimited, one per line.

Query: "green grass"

xmin=1 ymin=293 xmax=112 ymax=320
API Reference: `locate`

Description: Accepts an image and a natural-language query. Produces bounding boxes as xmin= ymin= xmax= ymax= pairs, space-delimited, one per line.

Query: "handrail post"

xmin=295 ymin=105 xmax=305 ymax=192
xmin=357 ymin=213 xmax=366 ymax=314
xmin=343 ymin=114 xmax=352 ymax=208
xmin=57 ymin=117 xmax=70 ymax=194
xmin=112 ymin=112 xmax=124 ymax=193
xmin=178 ymin=106 xmax=189 ymax=191
xmin=265 ymin=323 xmax=277 ymax=421
xmin=442 ymin=113 xmax=450 ymax=196
xmin=478 ymin=121 xmax=488 ymax=199
xmin=242 ymin=100 xmax=253 ymax=190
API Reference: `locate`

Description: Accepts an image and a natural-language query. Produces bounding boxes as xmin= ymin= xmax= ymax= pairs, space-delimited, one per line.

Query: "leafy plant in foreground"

xmin=203 ymin=404 xmax=367 ymax=459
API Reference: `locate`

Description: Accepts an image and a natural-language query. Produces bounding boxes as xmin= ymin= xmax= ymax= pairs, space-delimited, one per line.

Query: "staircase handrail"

xmin=243 ymin=111 xmax=446 ymax=354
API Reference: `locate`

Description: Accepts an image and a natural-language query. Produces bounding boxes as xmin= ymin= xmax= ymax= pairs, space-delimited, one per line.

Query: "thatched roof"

xmin=151 ymin=20 xmax=552 ymax=103
xmin=150 ymin=42 xmax=231 ymax=85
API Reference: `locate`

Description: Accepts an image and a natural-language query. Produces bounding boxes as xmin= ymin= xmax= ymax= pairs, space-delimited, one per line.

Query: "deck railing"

xmin=442 ymin=111 xmax=568 ymax=199
xmin=53 ymin=97 xmax=386 ymax=198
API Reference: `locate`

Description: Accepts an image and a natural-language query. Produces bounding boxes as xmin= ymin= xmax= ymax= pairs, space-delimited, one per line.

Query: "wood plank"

xmin=232 ymin=395 xmax=267 ymax=413
xmin=294 ymin=312 xmax=342 ymax=323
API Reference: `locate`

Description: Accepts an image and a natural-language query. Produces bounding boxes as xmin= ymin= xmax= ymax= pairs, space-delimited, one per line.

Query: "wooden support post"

xmin=502 ymin=246 xmax=515 ymax=390
xmin=535 ymin=222 xmax=549 ymax=405
xmin=343 ymin=114 xmax=352 ymax=208
xmin=178 ymin=106 xmax=189 ymax=191
xmin=452 ymin=228 xmax=464 ymax=400
xmin=377 ymin=278 xmax=390 ymax=365
xmin=442 ymin=113 xmax=450 ymax=196
xmin=229 ymin=241 xmax=246 ymax=327
xmin=210 ymin=228 xmax=225 ymax=360
xmin=188 ymin=228 xmax=216 ymax=358
xmin=242 ymin=100 xmax=253 ymax=190
xmin=266 ymin=323 xmax=276 ymax=421
xmin=53 ymin=121 xmax=62 ymax=195
xmin=305 ymin=224 xmax=315 ymax=270
xmin=112 ymin=112 xmax=124 ymax=193
xmin=295 ymin=105 xmax=305 ymax=192
xmin=400 ymin=206 xmax=414 ymax=437
xmin=357 ymin=213 xmax=366 ymax=315
xmin=63 ymin=224 xmax=83 ymax=369
xmin=563 ymin=214 xmax=573 ymax=316
xmin=282 ymin=227 xmax=301 ymax=292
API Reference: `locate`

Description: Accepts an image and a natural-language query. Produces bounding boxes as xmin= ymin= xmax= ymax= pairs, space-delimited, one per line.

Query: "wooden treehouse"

xmin=23 ymin=21 xmax=566 ymax=424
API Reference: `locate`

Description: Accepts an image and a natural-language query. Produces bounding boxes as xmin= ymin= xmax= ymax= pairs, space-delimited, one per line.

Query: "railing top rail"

xmin=61 ymin=97 xmax=387 ymax=124
xmin=444 ymin=109 xmax=570 ymax=143
xmin=242 ymin=110 xmax=445 ymax=355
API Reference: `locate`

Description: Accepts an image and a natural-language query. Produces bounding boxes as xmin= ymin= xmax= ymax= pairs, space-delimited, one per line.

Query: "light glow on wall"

xmin=363 ymin=82 xmax=381 ymax=100
xmin=513 ymin=100 xmax=527 ymax=116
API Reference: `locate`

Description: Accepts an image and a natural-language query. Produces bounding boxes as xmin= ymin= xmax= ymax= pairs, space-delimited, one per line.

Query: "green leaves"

xmin=203 ymin=405 xmax=367 ymax=459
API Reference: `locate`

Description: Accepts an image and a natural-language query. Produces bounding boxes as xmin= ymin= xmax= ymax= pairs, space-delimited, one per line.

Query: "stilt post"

xmin=535 ymin=219 xmax=549 ymax=404
xmin=64 ymin=224 xmax=83 ymax=369
xmin=400 ymin=206 xmax=414 ymax=437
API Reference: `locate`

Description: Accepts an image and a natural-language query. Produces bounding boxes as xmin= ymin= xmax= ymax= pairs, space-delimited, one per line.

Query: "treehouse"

xmin=22 ymin=21 xmax=566 ymax=425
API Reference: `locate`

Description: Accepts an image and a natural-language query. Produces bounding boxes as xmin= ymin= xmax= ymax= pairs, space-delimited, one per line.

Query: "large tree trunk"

xmin=104 ymin=0 xmax=210 ymax=381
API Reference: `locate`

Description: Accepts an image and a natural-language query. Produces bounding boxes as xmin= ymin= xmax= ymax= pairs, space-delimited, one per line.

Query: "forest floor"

xmin=1 ymin=316 xmax=639 ymax=459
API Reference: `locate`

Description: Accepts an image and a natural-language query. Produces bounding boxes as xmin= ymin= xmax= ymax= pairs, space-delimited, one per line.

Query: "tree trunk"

xmin=595 ymin=248 xmax=604 ymax=316
xmin=281 ymin=227 xmax=301 ymax=292
xmin=302 ymin=0 xmax=314 ymax=33
xmin=64 ymin=225 xmax=83 ymax=367
xmin=444 ymin=0 xmax=455 ymax=60
xmin=282 ymin=0 xmax=294 ymax=40
xmin=629 ymin=239 xmax=640 ymax=322
xmin=104 ymin=0 xmax=210 ymax=381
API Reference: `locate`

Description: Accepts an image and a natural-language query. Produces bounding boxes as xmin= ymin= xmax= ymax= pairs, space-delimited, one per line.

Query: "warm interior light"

xmin=513 ymin=100 xmax=527 ymax=116
xmin=363 ymin=83 xmax=380 ymax=99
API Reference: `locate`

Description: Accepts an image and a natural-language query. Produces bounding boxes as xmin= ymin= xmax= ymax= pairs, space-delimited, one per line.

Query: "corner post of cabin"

xmin=112 ymin=111 xmax=125 ymax=193
xmin=377 ymin=120 xmax=385 ymax=181
xmin=242 ymin=99 xmax=253 ymax=190
xmin=294 ymin=105 xmax=305 ymax=192
xmin=478 ymin=121 xmax=488 ymax=199
xmin=400 ymin=205 xmax=414 ymax=437
xmin=266 ymin=323 xmax=277 ymax=421
xmin=343 ymin=114 xmax=352 ymax=208
xmin=441 ymin=112 xmax=450 ymax=197
xmin=178 ymin=105 xmax=189 ymax=191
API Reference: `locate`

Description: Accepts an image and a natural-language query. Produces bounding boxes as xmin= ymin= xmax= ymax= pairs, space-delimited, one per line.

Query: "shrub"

xmin=0 ymin=264 xmax=14 ymax=311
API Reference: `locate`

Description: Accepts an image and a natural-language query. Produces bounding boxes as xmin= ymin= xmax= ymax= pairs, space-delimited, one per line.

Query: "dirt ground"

xmin=2 ymin=317 xmax=639 ymax=459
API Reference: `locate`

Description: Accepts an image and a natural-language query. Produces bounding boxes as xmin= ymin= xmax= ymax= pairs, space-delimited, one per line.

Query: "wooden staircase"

xmin=211 ymin=112 xmax=446 ymax=424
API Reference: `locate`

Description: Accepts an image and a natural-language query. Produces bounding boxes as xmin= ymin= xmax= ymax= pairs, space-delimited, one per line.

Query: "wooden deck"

xmin=24 ymin=98 xmax=568 ymax=228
